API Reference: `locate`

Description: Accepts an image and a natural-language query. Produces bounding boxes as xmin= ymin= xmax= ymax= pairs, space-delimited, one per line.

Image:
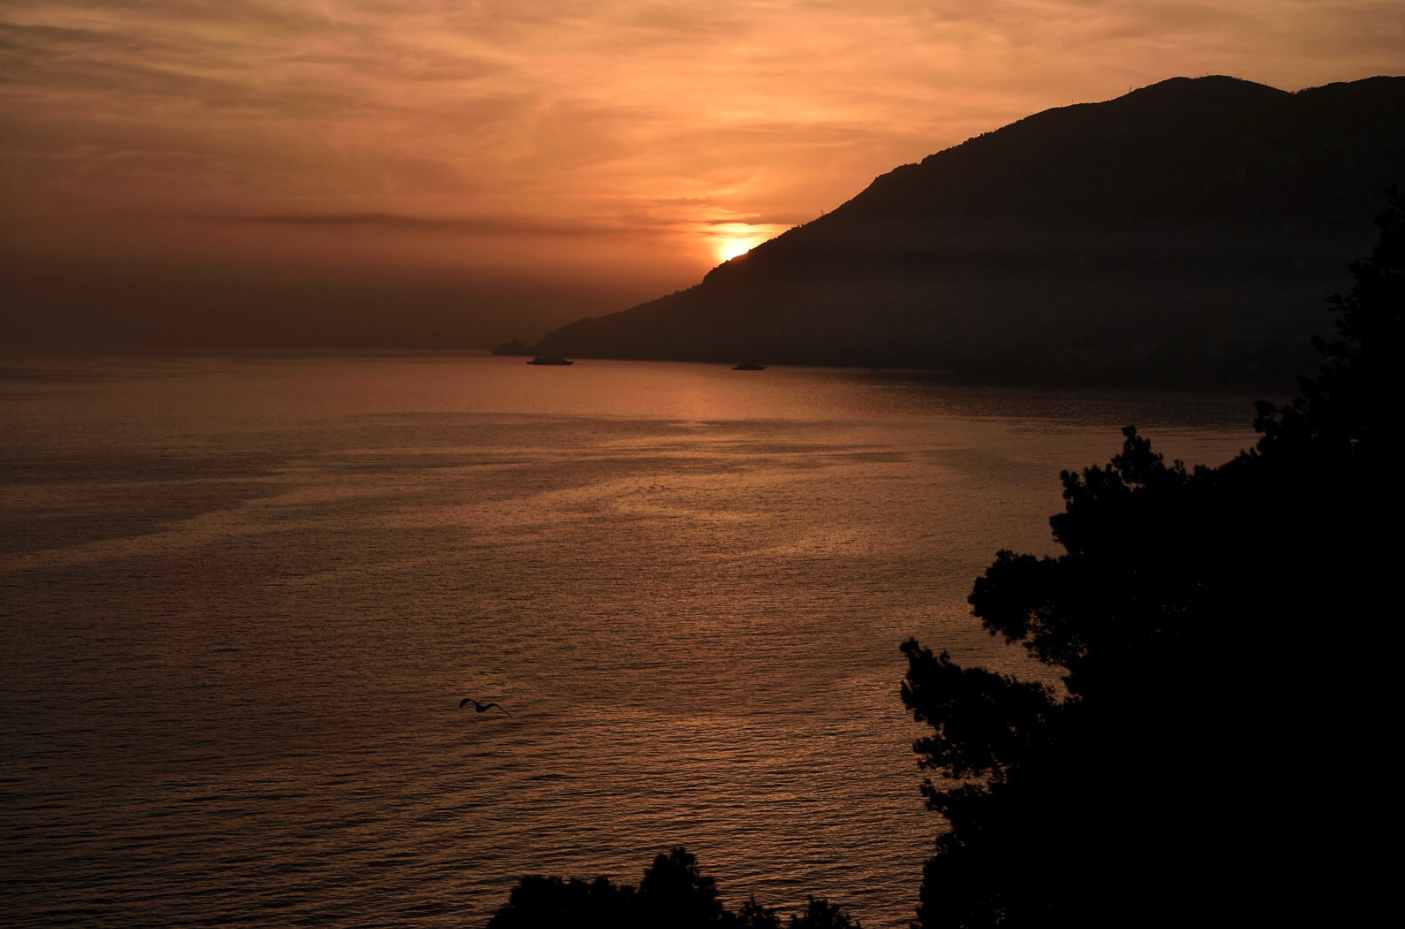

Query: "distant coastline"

xmin=506 ymin=75 xmax=1405 ymax=393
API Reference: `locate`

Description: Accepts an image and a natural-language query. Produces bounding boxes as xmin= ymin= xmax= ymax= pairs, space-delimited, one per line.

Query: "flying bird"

xmin=459 ymin=697 xmax=511 ymax=716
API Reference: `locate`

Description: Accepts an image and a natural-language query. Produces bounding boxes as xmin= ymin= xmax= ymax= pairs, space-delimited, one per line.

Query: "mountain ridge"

xmin=516 ymin=76 xmax=1405 ymax=388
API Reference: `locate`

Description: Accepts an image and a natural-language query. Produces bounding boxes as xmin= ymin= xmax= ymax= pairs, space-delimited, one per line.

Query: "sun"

xmin=716 ymin=238 xmax=754 ymax=263
xmin=706 ymin=221 xmax=788 ymax=266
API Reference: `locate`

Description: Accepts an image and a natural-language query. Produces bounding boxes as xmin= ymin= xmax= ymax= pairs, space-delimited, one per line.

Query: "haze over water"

xmin=2 ymin=354 xmax=1257 ymax=928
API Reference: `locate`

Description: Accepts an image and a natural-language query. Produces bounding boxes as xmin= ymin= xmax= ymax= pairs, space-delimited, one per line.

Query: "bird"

xmin=459 ymin=697 xmax=511 ymax=716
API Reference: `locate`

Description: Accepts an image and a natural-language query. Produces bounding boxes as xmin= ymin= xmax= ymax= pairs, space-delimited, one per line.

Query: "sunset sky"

xmin=3 ymin=1 xmax=1402 ymax=348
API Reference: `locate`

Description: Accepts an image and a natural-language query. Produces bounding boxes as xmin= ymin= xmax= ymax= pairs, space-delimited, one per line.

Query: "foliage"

xmin=900 ymin=189 xmax=1403 ymax=928
xmin=486 ymin=847 xmax=859 ymax=929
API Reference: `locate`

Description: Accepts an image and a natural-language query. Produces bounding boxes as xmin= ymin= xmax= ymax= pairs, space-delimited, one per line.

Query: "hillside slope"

xmin=524 ymin=76 xmax=1405 ymax=388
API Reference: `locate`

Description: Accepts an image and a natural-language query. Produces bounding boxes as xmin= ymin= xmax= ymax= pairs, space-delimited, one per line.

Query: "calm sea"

xmin=0 ymin=353 xmax=1259 ymax=928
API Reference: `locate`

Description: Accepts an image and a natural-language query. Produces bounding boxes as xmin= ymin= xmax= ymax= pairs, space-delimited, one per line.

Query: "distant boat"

xmin=527 ymin=356 xmax=574 ymax=365
xmin=732 ymin=362 xmax=766 ymax=371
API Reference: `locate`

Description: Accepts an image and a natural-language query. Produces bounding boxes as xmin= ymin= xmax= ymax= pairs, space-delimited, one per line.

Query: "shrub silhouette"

xmin=487 ymin=846 xmax=859 ymax=929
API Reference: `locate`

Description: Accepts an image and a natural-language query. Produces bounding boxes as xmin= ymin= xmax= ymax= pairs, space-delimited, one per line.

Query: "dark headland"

xmin=505 ymin=76 xmax=1405 ymax=390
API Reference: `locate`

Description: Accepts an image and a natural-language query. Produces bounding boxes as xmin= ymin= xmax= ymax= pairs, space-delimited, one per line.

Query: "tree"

xmin=900 ymin=189 xmax=1403 ymax=928
xmin=487 ymin=846 xmax=860 ymax=929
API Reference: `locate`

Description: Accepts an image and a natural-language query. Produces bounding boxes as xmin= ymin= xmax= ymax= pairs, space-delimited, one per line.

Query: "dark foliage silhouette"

xmin=487 ymin=847 xmax=859 ymax=929
xmin=900 ymin=189 xmax=1403 ymax=928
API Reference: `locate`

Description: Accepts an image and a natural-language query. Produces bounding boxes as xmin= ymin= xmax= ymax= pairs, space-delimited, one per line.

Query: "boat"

xmin=732 ymin=362 xmax=766 ymax=371
xmin=527 ymin=356 xmax=574 ymax=365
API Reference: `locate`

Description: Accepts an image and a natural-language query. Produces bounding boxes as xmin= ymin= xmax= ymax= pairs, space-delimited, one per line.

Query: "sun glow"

xmin=716 ymin=238 xmax=754 ymax=262
xmin=709 ymin=222 xmax=789 ymax=265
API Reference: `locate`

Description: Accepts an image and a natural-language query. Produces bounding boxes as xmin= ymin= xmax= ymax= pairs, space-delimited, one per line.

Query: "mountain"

xmin=519 ymin=76 xmax=1405 ymax=388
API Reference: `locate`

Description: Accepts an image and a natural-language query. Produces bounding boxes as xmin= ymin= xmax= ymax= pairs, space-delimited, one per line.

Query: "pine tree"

xmin=901 ymin=189 xmax=1404 ymax=928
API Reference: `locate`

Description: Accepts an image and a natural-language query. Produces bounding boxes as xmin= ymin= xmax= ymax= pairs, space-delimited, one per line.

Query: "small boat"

xmin=732 ymin=362 xmax=766 ymax=371
xmin=527 ymin=356 xmax=574 ymax=365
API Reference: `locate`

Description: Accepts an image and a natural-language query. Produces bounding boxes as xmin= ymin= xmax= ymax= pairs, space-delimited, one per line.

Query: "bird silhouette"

xmin=459 ymin=697 xmax=511 ymax=716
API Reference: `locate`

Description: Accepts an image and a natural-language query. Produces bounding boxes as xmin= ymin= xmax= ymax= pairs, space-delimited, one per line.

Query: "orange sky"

xmin=2 ymin=1 xmax=1402 ymax=348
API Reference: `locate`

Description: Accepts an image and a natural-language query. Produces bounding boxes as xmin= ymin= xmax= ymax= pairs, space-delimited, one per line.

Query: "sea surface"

xmin=0 ymin=353 xmax=1260 ymax=928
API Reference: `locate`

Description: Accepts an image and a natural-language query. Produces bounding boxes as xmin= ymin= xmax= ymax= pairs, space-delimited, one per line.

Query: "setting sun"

xmin=709 ymin=222 xmax=788 ymax=265
xmin=717 ymin=238 xmax=754 ymax=262
xmin=3 ymin=1 xmax=1396 ymax=349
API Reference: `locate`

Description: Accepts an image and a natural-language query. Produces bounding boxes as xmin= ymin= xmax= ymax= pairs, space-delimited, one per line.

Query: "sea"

xmin=0 ymin=352 xmax=1261 ymax=928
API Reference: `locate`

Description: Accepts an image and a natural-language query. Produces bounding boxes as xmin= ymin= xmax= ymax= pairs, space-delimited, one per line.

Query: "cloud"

xmin=211 ymin=210 xmax=623 ymax=238
xmin=2 ymin=0 xmax=1401 ymax=343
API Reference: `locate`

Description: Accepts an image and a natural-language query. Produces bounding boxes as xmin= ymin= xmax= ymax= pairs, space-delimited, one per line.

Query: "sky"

xmin=2 ymin=1 xmax=1402 ymax=348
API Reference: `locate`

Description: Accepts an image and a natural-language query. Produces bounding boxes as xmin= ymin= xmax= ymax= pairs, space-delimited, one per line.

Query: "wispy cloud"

xmin=2 ymin=0 xmax=1401 ymax=337
xmin=211 ymin=210 xmax=622 ymax=237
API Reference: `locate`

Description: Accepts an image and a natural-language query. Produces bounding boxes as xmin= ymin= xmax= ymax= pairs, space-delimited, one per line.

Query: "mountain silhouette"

xmin=519 ymin=76 xmax=1405 ymax=388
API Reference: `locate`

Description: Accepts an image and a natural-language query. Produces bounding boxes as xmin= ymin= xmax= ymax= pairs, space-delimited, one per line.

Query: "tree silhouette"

xmin=901 ymin=188 xmax=1403 ymax=928
xmin=487 ymin=846 xmax=860 ymax=929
